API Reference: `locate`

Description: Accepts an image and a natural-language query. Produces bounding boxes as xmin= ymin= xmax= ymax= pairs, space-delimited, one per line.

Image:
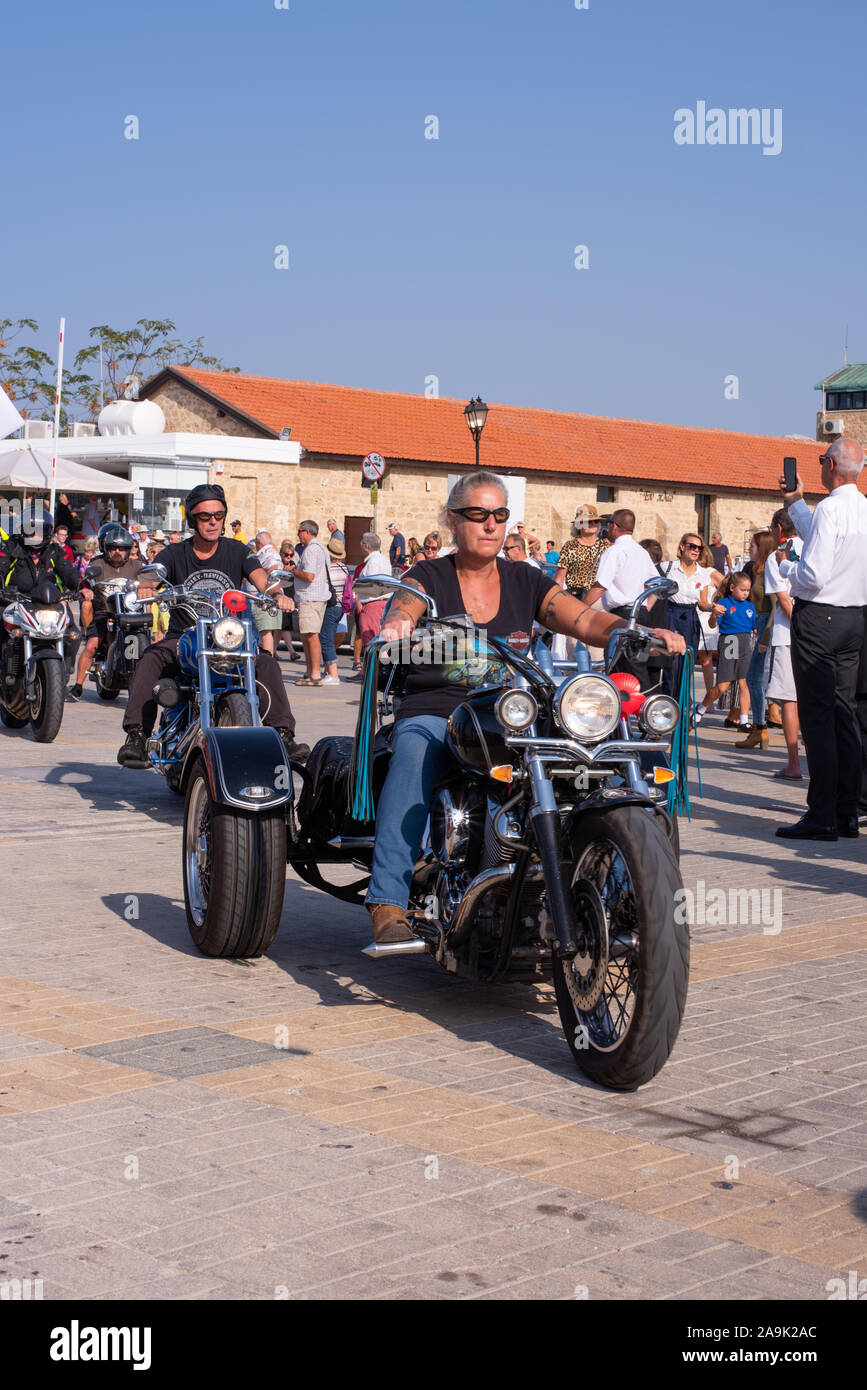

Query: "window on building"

xmin=827 ymin=392 xmax=839 ymax=410
xmin=596 ymin=485 xmax=616 ymax=503
xmin=854 ymin=392 xmax=866 ymax=410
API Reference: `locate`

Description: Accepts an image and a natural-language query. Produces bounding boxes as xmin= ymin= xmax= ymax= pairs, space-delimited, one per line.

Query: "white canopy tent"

xmin=0 ymin=446 xmax=135 ymax=493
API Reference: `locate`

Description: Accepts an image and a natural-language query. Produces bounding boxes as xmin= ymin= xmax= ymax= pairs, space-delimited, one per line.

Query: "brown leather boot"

xmin=369 ymin=904 xmax=415 ymax=943
xmin=735 ymin=724 xmax=769 ymax=749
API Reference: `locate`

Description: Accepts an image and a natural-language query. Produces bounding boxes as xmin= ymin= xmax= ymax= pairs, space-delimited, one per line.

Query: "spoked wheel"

xmin=553 ymin=806 xmax=688 ymax=1091
xmin=28 ymin=660 xmax=65 ymax=742
xmin=182 ymin=761 xmax=285 ymax=957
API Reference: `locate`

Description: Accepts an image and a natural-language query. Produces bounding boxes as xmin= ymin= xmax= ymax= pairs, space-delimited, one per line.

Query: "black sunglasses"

xmin=193 ymin=509 xmax=226 ymax=521
xmin=452 ymin=506 xmax=510 ymax=524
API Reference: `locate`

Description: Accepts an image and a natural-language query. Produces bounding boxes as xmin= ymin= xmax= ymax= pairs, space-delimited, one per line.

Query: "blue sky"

xmin=5 ymin=0 xmax=864 ymax=438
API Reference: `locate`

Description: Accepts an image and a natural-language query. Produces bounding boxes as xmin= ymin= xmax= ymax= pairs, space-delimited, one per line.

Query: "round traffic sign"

xmin=362 ymin=452 xmax=385 ymax=482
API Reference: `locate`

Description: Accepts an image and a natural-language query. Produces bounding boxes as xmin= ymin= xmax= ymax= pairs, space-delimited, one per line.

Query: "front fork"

xmin=526 ymin=755 xmax=578 ymax=961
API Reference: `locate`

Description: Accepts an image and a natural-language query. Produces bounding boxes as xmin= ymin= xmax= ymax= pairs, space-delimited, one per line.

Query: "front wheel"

xmin=29 ymin=660 xmax=65 ymax=743
xmin=216 ymin=691 xmax=253 ymax=727
xmin=552 ymin=806 xmax=688 ymax=1091
xmin=182 ymin=761 xmax=285 ymax=957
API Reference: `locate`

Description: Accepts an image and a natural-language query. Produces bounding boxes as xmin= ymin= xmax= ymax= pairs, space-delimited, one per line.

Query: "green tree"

xmin=0 ymin=318 xmax=54 ymax=420
xmin=73 ymin=318 xmax=239 ymax=418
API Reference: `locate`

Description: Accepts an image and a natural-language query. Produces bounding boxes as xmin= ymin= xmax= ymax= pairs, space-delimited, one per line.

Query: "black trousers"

xmin=123 ymin=635 xmax=296 ymax=736
xmin=790 ymin=599 xmax=865 ymax=825
xmin=857 ymin=610 xmax=867 ymax=816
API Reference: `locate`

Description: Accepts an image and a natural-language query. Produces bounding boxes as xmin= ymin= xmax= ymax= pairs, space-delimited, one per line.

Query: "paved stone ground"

xmin=0 ymin=654 xmax=864 ymax=1301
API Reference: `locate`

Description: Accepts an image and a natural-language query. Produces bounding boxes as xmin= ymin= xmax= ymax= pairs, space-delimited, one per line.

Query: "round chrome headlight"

xmin=554 ymin=674 xmax=622 ymax=742
xmin=212 ymin=617 xmax=245 ymax=652
xmin=639 ymin=694 xmax=680 ymax=736
xmin=123 ymin=589 xmax=141 ymax=612
xmin=495 ymin=689 xmax=539 ymax=731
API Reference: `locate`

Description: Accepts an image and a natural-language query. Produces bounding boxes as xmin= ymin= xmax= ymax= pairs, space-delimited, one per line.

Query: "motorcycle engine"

xmin=429 ymin=784 xmax=485 ymax=869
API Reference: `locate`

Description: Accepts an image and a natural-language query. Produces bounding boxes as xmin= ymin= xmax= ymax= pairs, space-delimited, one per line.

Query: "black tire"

xmin=97 ymin=683 xmax=121 ymax=700
xmin=183 ymin=761 xmax=285 ymax=957
xmin=215 ymin=691 xmax=254 ymax=727
xmin=553 ymin=806 xmax=688 ymax=1091
xmin=0 ymin=704 xmax=29 ymax=729
xmin=29 ymin=661 xmax=65 ymax=743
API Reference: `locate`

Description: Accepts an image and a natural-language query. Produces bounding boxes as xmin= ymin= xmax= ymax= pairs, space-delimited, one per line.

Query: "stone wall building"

xmin=140 ymin=366 xmax=833 ymax=562
xmin=815 ymin=364 xmax=867 ymax=450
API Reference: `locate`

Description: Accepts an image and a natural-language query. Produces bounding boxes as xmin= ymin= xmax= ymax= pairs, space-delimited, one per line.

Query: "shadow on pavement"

xmin=45 ymin=761 xmax=185 ymax=827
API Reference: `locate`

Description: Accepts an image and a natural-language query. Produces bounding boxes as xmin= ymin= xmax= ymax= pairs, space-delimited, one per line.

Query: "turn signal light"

xmin=490 ymin=765 xmax=514 ymax=783
xmin=653 ymin=767 xmax=675 ymax=784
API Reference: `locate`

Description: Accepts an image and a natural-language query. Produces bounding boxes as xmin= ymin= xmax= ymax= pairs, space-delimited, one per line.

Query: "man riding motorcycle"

xmin=0 ymin=509 xmax=92 ymax=663
xmin=68 ymin=523 xmax=142 ymax=702
xmin=117 ymin=483 xmax=309 ymax=768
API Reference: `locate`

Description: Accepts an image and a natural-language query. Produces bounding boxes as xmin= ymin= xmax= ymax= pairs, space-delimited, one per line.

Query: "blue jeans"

xmin=365 ymin=715 xmax=450 ymax=910
xmin=745 ymin=638 xmax=766 ymax=725
xmin=319 ymin=602 xmax=342 ymax=666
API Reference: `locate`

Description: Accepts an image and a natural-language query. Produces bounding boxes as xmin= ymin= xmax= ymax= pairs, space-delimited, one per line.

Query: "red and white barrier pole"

xmin=48 ymin=316 xmax=65 ymax=520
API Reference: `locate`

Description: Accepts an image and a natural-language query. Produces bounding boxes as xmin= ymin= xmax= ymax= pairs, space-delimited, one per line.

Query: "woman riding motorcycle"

xmin=364 ymin=471 xmax=686 ymax=943
xmin=116 ymin=483 xmax=309 ymax=768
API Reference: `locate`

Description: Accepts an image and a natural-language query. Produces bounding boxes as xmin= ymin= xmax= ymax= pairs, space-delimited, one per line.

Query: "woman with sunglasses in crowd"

xmin=364 ymin=470 xmax=686 ymax=943
xmin=553 ymin=504 xmax=610 ymax=601
xmin=663 ymin=532 xmax=724 ymax=699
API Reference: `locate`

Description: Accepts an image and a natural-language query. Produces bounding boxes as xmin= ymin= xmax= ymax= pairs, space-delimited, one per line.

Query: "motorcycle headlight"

xmin=34 ymin=607 xmax=63 ymax=634
xmin=123 ymin=590 xmax=141 ymax=612
xmin=212 ymin=616 xmax=246 ymax=652
xmin=554 ymin=673 xmax=622 ymax=742
xmin=495 ymin=689 xmax=539 ymax=731
xmin=639 ymin=694 xmax=680 ymax=737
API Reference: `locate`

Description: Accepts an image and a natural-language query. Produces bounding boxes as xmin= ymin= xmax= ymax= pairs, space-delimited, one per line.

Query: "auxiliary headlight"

xmin=554 ymin=674 xmax=622 ymax=742
xmin=495 ymin=689 xmax=539 ymax=731
xmin=639 ymin=694 xmax=680 ymax=737
xmin=212 ymin=616 xmax=245 ymax=652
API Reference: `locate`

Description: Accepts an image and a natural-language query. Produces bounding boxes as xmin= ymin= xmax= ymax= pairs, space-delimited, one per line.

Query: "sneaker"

xmin=67 ymin=683 xmax=83 ymax=702
xmin=117 ymin=728 xmax=148 ymax=769
xmin=278 ymin=731 xmax=310 ymax=764
xmin=321 ymin=675 xmax=340 ymax=685
xmin=690 ymin=703 xmax=706 ymax=728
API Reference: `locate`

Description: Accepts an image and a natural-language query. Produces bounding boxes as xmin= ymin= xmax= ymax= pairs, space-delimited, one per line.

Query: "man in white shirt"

xmin=585 ymin=509 xmax=658 ymax=614
xmin=292 ymin=519 xmax=332 ymax=684
xmin=776 ymin=438 xmax=867 ymax=840
xmin=584 ymin=510 xmax=658 ymax=681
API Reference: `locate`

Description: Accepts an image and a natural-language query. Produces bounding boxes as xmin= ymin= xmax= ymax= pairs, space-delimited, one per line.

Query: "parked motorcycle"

xmin=0 ymin=578 xmax=74 ymax=742
xmin=84 ymin=568 xmax=153 ymax=701
xmin=179 ymin=570 xmax=688 ymax=1091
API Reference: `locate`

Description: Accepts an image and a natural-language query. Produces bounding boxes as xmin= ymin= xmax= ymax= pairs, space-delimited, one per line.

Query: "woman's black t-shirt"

xmin=395 ymin=555 xmax=556 ymax=723
xmin=159 ymin=538 xmax=261 ymax=635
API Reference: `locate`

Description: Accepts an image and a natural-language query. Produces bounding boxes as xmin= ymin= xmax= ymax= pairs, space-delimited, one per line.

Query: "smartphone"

xmin=783 ymin=456 xmax=798 ymax=491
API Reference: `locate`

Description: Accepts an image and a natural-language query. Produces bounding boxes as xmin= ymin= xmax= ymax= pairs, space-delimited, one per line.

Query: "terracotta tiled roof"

xmin=166 ymin=366 xmax=831 ymax=496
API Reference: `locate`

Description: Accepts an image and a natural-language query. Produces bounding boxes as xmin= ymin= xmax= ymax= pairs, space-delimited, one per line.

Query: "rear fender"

xmin=184 ymin=726 xmax=294 ymax=811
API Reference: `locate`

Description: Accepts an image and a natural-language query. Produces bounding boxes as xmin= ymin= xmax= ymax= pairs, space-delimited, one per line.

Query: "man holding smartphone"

xmin=775 ymin=439 xmax=867 ymax=841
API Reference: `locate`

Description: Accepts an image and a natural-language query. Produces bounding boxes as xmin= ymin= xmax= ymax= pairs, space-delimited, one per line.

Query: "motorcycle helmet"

xmin=98 ymin=523 xmax=135 ymax=560
xmin=185 ymin=483 xmax=227 ymax=535
xmin=24 ymin=508 xmax=54 ymax=549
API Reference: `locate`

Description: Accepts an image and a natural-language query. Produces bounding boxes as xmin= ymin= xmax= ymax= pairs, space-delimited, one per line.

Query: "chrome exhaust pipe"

xmin=362 ymin=938 xmax=428 ymax=958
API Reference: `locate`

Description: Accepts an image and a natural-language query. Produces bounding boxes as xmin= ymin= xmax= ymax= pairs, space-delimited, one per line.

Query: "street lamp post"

xmin=464 ymin=396 xmax=488 ymax=468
